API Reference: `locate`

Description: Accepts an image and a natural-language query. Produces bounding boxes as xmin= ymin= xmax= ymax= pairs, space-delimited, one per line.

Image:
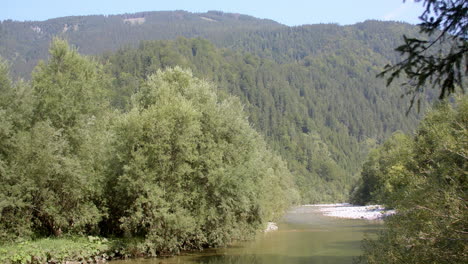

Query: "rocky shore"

xmin=304 ymin=203 xmax=396 ymax=220
xmin=265 ymin=222 xmax=278 ymax=232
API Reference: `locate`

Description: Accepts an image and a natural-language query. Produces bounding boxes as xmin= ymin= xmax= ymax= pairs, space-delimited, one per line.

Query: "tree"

xmin=104 ymin=67 xmax=298 ymax=254
xmin=0 ymin=39 xmax=112 ymax=239
xmin=349 ymin=131 xmax=413 ymax=206
xmin=0 ymin=59 xmax=34 ymax=241
xmin=32 ymin=38 xmax=109 ymax=133
xmin=357 ymin=97 xmax=467 ymax=264
xmin=104 ymin=36 xmax=422 ymax=204
xmin=379 ymin=0 xmax=467 ymax=112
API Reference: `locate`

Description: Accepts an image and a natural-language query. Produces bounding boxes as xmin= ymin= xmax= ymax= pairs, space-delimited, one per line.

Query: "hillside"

xmin=0 ymin=11 xmax=428 ymax=202
xmin=1 ymin=11 xmax=420 ymax=78
xmin=0 ymin=10 xmax=284 ymax=77
xmin=102 ymin=36 xmax=424 ymax=202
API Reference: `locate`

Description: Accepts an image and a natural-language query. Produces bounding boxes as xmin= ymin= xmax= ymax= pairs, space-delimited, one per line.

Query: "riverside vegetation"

xmin=3 ymin=12 xmax=436 ymax=197
xmin=351 ymin=97 xmax=467 ymax=264
xmin=0 ymin=39 xmax=299 ymax=262
xmin=2 ymin=16 xmax=428 ymax=203
xmin=0 ymin=5 xmax=466 ymax=263
xmin=352 ymin=1 xmax=467 ymax=262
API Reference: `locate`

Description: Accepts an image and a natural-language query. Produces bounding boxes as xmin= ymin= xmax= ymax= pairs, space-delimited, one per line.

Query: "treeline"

xmin=1 ymin=12 xmax=419 ymax=83
xmin=1 ymin=16 xmax=429 ymax=203
xmin=351 ymin=97 xmax=467 ymax=263
xmin=0 ymin=11 xmax=284 ymax=77
xmin=0 ymin=39 xmax=298 ymax=253
xmin=102 ymin=37 xmax=423 ymax=202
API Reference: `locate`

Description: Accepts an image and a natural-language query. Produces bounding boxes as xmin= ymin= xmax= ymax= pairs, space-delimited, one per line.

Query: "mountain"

xmin=0 ymin=11 xmax=428 ymax=202
xmin=0 ymin=11 xmax=419 ymax=78
xmin=0 ymin=11 xmax=283 ymax=77
xmin=102 ymin=35 xmax=425 ymax=202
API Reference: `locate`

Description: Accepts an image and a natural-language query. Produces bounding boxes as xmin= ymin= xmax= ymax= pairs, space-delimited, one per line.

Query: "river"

xmin=112 ymin=205 xmax=382 ymax=264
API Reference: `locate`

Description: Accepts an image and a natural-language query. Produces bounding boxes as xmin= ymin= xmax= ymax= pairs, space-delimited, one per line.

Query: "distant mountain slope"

xmin=102 ymin=36 xmax=424 ymax=202
xmin=0 ymin=11 xmax=284 ymax=77
xmin=0 ymin=11 xmax=419 ymax=78
xmin=0 ymin=11 xmax=428 ymax=202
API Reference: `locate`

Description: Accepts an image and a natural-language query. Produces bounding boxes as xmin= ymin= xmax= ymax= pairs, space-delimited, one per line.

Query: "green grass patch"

xmin=0 ymin=236 xmax=160 ymax=263
xmin=0 ymin=236 xmax=112 ymax=264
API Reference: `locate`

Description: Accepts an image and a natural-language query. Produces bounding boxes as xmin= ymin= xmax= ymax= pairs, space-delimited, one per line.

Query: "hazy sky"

xmin=2 ymin=0 xmax=426 ymax=26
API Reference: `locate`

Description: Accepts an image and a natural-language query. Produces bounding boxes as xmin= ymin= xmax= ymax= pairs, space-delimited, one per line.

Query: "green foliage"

xmin=0 ymin=57 xmax=13 ymax=106
xmin=0 ymin=15 xmax=450 ymax=258
xmin=31 ymin=38 xmax=109 ymax=131
xmin=0 ymin=11 xmax=283 ymax=78
xmin=350 ymin=132 xmax=413 ymax=206
xmin=1 ymin=16 xmax=430 ymax=203
xmin=12 ymin=121 xmax=104 ymax=236
xmin=1 ymin=38 xmax=297 ymax=257
xmin=0 ymin=160 xmax=33 ymax=242
xmin=105 ymin=68 xmax=298 ymax=254
xmin=0 ymin=236 xmax=110 ymax=264
xmin=379 ymin=0 xmax=467 ymax=111
xmin=356 ymin=96 xmax=468 ymax=264
xmin=0 ymin=39 xmax=111 ymax=241
xmin=103 ymin=36 xmax=423 ymax=202
xmin=0 ymin=59 xmax=36 ymax=242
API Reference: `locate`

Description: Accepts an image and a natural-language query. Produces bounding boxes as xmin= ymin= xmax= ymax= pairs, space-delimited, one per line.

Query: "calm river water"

xmin=112 ymin=205 xmax=382 ymax=264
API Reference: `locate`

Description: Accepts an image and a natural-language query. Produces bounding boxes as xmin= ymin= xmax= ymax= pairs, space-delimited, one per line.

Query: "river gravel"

xmin=304 ymin=203 xmax=396 ymax=220
xmin=264 ymin=222 xmax=278 ymax=232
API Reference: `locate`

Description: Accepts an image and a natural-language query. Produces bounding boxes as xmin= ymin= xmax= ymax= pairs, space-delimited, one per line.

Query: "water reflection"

xmin=113 ymin=206 xmax=382 ymax=264
xmin=192 ymin=254 xmax=357 ymax=264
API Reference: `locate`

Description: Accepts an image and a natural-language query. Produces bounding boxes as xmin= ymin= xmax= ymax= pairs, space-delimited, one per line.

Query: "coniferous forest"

xmin=1 ymin=15 xmax=426 ymax=203
xmin=0 ymin=6 xmax=466 ymax=264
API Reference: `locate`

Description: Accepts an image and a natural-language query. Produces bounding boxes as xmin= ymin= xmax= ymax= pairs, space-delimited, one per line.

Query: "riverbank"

xmin=0 ymin=237 xmax=108 ymax=264
xmin=0 ymin=220 xmax=282 ymax=263
xmin=0 ymin=236 xmax=155 ymax=264
xmin=0 ymin=205 xmax=388 ymax=263
xmin=304 ymin=203 xmax=395 ymax=220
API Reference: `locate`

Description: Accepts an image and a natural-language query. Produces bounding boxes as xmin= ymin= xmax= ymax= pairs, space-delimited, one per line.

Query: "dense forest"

xmin=99 ymin=33 xmax=427 ymax=202
xmin=2 ymin=8 xmax=464 ymax=263
xmin=0 ymin=11 xmax=284 ymax=77
xmin=0 ymin=13 xmax=430 ymax=203
xmin=352 ymin=1 xmax=467 ymax=261
xmin=0 ymin=39 xmax=298 ymax=255
xmin=352 ymin=97 xmax=467 ymax=263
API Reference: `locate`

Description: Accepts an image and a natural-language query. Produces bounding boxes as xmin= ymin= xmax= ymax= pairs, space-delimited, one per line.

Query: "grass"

xmin=0 ymin=235 xmax=186 ymax=263
xmin=0 ymin=236 xmax=117 ymax=264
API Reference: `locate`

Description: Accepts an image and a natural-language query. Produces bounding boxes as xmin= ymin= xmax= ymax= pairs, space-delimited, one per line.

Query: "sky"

xmin=2 ymin=0 xmax=426 ymax=26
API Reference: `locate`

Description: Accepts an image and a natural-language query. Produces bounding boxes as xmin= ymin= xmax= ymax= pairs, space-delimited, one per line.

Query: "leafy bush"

xmin=0 ymin=237 xmax=110 ymax=264
xmin=105 ymin=68 xmax=298 ymax=254
xmin=356 ymin=96 xmax=468 ymax=264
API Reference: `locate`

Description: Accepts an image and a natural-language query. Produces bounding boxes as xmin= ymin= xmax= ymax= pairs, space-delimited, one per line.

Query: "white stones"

xmin=316 ymin=204 xmax=396 ymax=220
xmin=265 ymin=222 xmax=278 ymax=232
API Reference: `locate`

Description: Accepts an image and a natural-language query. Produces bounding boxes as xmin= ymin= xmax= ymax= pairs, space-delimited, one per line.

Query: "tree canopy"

xmin=354 ymin=1 xmax=468 ymax=262
xmin=0 ymin=40 xmax=298 ymax=255
xmin=354 ymin=96 xmax=467 ymax=263
xmin=379 ymin=0 xmax=467 ymax=112
xmin=103 ymin=36 xmax=423 ymax=203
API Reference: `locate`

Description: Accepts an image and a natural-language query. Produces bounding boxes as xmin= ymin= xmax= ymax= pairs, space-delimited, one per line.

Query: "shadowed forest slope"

xmin=1 ymin=12 xmax=428 ymax=202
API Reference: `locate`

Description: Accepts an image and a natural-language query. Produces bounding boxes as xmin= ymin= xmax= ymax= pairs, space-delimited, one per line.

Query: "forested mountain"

xmin=0 ymin=11 xmax=283 ymax=77
xmin=102 ymin=36 xmax=425 ymax=201
xmin=2 ymin=11 xmax=418 ymax=79
xmin=0 ymin=11 xmax=428 ymax=202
